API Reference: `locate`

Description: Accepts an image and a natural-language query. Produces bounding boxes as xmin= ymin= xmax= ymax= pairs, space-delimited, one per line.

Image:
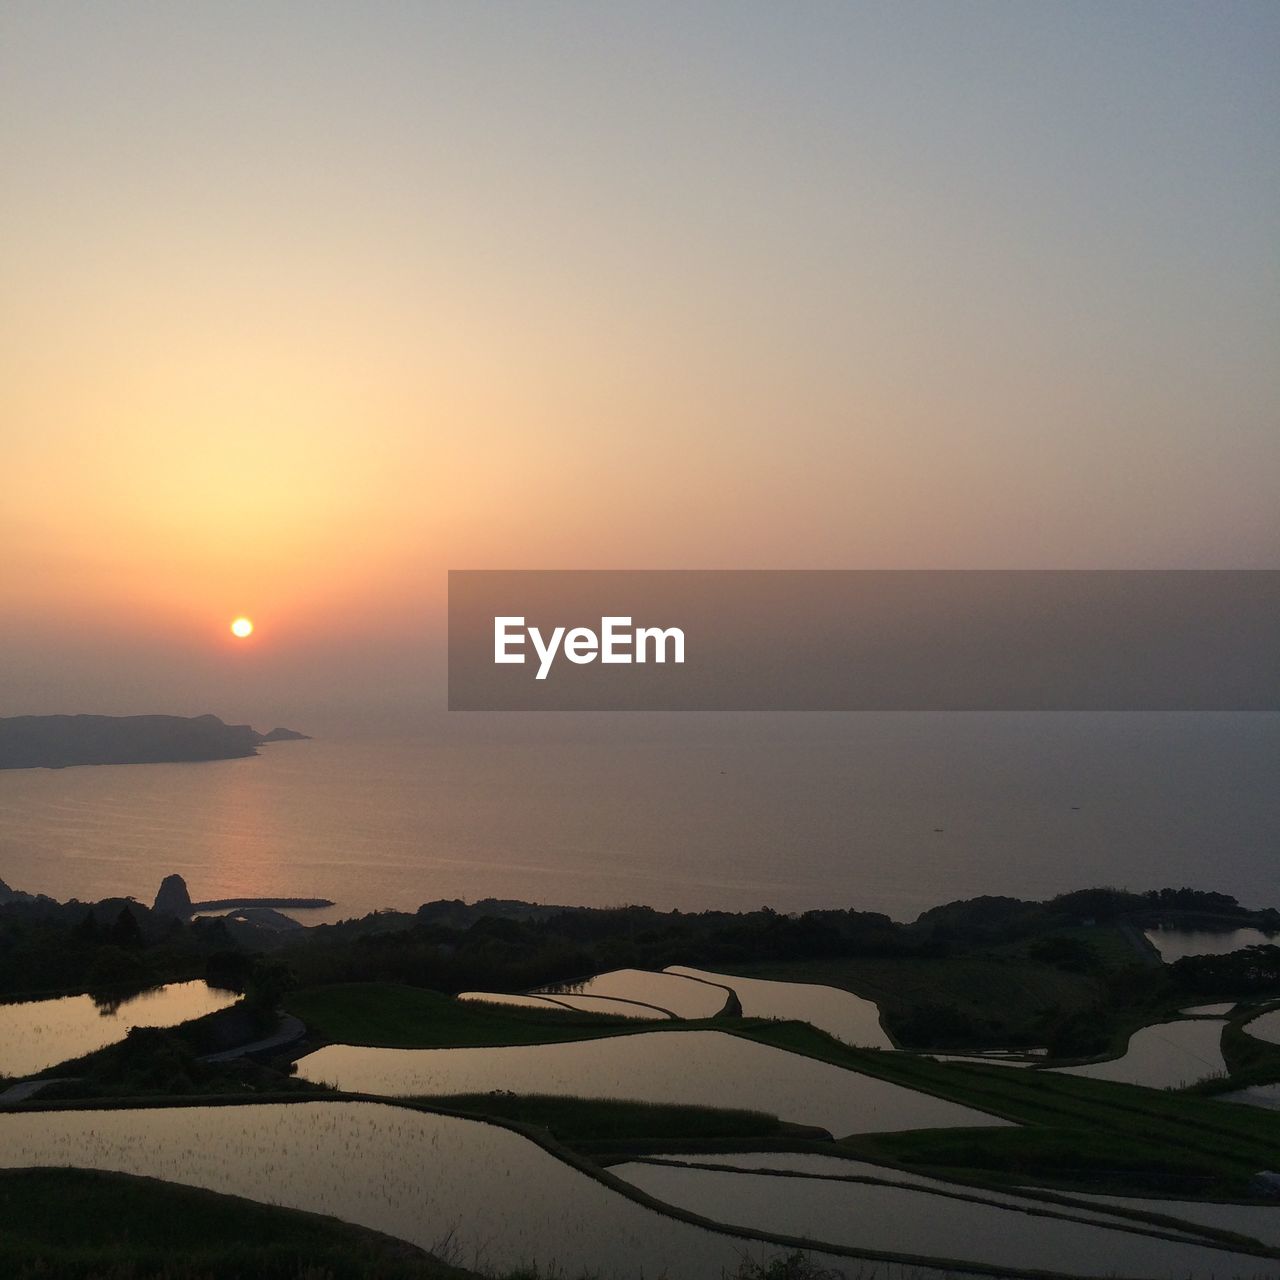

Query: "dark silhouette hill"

xmin=0 ymin=714 xmax=308 ymax=770
xmin=260 ymin=726 xmax=311 ymax=742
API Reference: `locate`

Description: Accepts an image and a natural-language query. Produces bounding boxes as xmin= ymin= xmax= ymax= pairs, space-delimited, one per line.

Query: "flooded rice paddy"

xmin=295 ymin=1030 xmax=1010 ymax=1136
xmin=458 ymin=991 xmax=579 ymax=1013
xmin=1219 ymin=1083 xmax=1280 ymax=1111
xmin=0 ymin=981 xmax=238 ymax=1078
xmin=1242 ymin=1007 xmax=1280 ymax=1045
xmin=545 ymin=993 xmax=672 ymax=1019
xmin=622 ymin=1152 xmax=1233 ymax=1237
xmin=1064 ymin=1189 xmax=1280 ymax=1250
xmin=459 ymin=989 xmax=671 ymax=1019
xmin=537 ymin=968 xmax=731 ymax=1018
xmin=1145 ymin=927 xmax=1279 ymax=962
xmin=1054 ymin=1019 xmax=1227 ymax=1089
xmin=0 ymin=1100 xmax=871 ymax=1279
xmin=611 ymin=1160 xmax=1274 ymax=1278
xmin=664 ymin=966 xmax=891 ymax=1048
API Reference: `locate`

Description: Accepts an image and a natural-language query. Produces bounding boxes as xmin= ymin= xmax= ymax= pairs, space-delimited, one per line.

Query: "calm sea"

xmin=1 ymin=713 xmax=1276 ymax=923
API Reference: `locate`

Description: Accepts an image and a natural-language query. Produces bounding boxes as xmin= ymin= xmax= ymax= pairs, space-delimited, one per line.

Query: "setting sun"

xmin=230 ymin=617 xmax=254 ymax=639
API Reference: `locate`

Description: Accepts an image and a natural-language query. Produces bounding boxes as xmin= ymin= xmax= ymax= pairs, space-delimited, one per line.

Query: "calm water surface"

xmin=547 ymin=993 xmax=674 ymax=1019
xmin=294 ymin=1029 xmax=1010 ymax=1135
xmin=666 ymin=965 xmax=891 ymax=1048
xmin=0 ymin=1100 xmax=866 ymax=1279
xmin=637 ymin=1152 xmax=1280 ymax=1249
xmin=628 ymin=1152 xmax=1155 ymax=1227
xmin=1221 ymin=1084 xmax=1280 ymax=1111
xmin=1242 ymin=1008 xmax=1280 ymax=1045
xmin=540 ymin=968 xmax=732 ymax=1018
xmin=631 ymin=1151 xmax=1258 ymax=1239
xmin=458 ymin=991 xmax=583 ymax=1012
xmin=1146 ymin=927 xmax=1280 ymax=962
xmin=460 ymin=990 xmax=671 ymax=1019
xmin=1 ymin=714 xmax=1276 ymax=920
xmin=1068 ymin=1189 xmax=1280 ymax=1250
xmin=612 ymin=1161 xmax=1272 ymax=1279
xmin=0 ymin=981 xmax=237 ymax=1078
xmin=1054 ymin=1019 xmax=1227 ymax=1089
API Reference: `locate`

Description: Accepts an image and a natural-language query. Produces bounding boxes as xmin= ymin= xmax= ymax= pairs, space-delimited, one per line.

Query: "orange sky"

xmin=2 ymin=4 xmax=1276 ymax=726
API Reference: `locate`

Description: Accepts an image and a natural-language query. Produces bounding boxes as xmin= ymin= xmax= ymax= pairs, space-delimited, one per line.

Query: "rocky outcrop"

xmin=153 ymin=873 xmax=194 ymax=918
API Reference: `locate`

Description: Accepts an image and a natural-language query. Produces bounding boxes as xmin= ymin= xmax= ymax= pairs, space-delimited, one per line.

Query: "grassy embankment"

xmin=286 ymin=981 xmax=685 ymax=1048
xmin=425 ymin=1093 xmax=784 ymax=1143
xmin=0 ymin=1167 xmax=476 ymax=1280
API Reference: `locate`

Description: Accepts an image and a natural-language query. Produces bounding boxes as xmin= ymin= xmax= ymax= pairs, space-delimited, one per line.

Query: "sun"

xmin=230 ymin=616 xmax=254 ymax=639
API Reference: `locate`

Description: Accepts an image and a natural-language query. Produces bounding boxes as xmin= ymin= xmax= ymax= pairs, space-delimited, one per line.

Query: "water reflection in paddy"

xmin=547 ymin=993 xmax=672 ymax=1019
xmin=458 ymin=991 xmax=671 ymax=1020
xmin=1145 ymin=927 xmax=1278 ymax=962
xmin=1242 ymin=1008 xmax=1280 ymax=1045
xmin=457 ymin=991 xmax=569 ymax=1013
xmin=1219 ymin=1083 xmax=1280 ymax=1111
xmin=665 ymin=966 xmax=891 ymax=1048
xmin=0 ymin=1101 xmax=874 ymax=1279
xmin=626 ymin=1153 xmax=1223 ymax=1238
xmin=612 ymin=1161 xmax=1272 ymax=1279
xmin=295 ymin=1030 xmax=1009 ymax=1136
xmin=0 ymin=981 xmax=238 ymax=1078
xmin=538 ymin=969 xmax=730 ymax=1019
xmin=1054 ymin=1019 xmax=1227 ymax=1089
xmin=1065 ymin=1189 xmax=1280 ymax=1250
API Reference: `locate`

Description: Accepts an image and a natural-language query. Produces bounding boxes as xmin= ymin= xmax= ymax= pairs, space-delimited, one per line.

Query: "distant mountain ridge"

xmin=0 ymin=714 xmax=310 ymax=771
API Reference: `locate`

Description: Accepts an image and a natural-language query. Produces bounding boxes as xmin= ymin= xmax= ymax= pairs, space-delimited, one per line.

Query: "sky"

xmin=2 ymin=2 xmax=1277 ymax=728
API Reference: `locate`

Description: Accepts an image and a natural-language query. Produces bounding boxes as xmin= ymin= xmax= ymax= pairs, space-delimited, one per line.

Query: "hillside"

xmin=0 ymin=714 xmax=306 ymax=770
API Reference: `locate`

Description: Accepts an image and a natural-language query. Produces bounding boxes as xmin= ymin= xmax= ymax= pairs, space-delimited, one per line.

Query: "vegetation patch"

xmin=31 ymin=1009 xmax=312 ymax=1100
xmin=421 ymin=1091 xmax=784 ymax=1144
xmin=723 ymin=933 xmax=1164 ymax=1055
xmin=839 ymin=1125 xmax=1242 ymax=1197
xmin=0 ymin=1166 xmax=476 ymax=1279
xmin=286 ymin=981 xmax=710 ymax=1049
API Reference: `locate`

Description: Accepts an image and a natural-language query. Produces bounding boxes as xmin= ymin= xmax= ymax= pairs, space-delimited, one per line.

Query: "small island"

xmin=259 ymin=727 xmax=311 ymax=742
xmin=0 ymin=714 xmax=311 ymax=771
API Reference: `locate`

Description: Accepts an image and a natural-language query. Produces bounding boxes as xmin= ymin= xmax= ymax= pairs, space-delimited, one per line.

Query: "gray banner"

xmin=448 ymin=570 xmax=1280 ymax=711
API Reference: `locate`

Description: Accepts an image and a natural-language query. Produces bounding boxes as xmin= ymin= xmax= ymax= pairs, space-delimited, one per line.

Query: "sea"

xmin=1 ymin=712 xmax=1276 ymax=924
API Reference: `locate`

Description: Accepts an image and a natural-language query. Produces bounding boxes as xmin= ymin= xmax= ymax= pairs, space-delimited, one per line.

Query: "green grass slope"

xmin=0 ymin=1166 xmax=476 ymax=1279
xmin=287 ymin=981 xmax=707 ymax=1048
